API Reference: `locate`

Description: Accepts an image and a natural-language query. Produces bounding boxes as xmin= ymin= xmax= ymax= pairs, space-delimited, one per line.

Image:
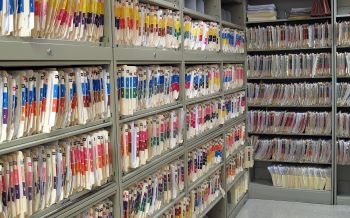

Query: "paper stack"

xmin=288 ymin=8 xmax=312 ymax=19
xmin=247 ymin=4 xmax=277 ymax=22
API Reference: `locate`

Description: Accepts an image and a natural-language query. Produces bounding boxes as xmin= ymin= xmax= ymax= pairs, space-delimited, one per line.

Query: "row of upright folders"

xmin=245 ymin=21 xmax=350 ymax=49
xmin=183 ymin=17 xmax=220 ymax=52
xmin=114 ymin=1 xmax=181 ymax=48
xmin=248 ymin=52 xmax=350 ymax=78
xmin=246 ymin=82 xmax=350 ymax=106
xmin=188 ymin=138 xmax=223 ymax=183
xmin=247 ymin=53 xmax=331 ymax=78
xmin=246 ymin=22 xmax=332 ymax=50
xmin=247 ymin=111 xmax=350 ymax=136
xmin=123 ymin=159 xmax=185 ymax=218
xmin=117 ymin=64 xmax=244 ymax=117
xmin=186 ymin=92 xmax=246 ymax=139
xmin=252 ymin=138 xmax=350 ymax=165
xmin=113 ymin=1 xmax=245 ymax=52
xmin=160 ymin=171 xmax=222 ymax=218
xmin=0 ymin=0 xmax=104 ymax=41
xmin=252 ymin=137 xmax=332 ymax=164
xmin=120 ymin=109 xmax=184 ymax=173
xmin=247 ymin=82 xmax=332 ymax=106
xmin=248 ymin=110 xmax=332 ymax=135
xmin=0 ymin=129 xmax=113 ymax=218
xmin=0 ymin=0 xmax=245 ymax=51
xmin=0 ymin=66 xmax=110 ymax=143
xmin=268 ymin=165 xmax=331 ymax=191
xmin=183 ymin=17 xmax=245 ymax=52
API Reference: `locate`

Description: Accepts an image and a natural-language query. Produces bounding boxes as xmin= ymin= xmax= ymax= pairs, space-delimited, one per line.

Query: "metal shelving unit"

xmin=245 ymin=0 xmax=336 ymax=206
xmin=336 ymin=0 xmax=350 ymax=205
xmin=111 ymin=0 xmax=248 ymax=217
xmin=0 ymin=0 xmax=120 ymax=217
xmin=0 ymin=0 xmax=248 ymax=217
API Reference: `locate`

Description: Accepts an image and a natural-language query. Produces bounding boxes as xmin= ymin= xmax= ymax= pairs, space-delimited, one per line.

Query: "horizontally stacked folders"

xmin=247 ymin=4 xmax=277 ymax=22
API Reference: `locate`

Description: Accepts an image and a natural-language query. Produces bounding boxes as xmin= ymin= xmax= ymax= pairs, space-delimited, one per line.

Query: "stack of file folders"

xmin=288 ymin=8 xmax=312 ymax=19
xmin=247 ymin=4 xmax=277 ymax=22
xmin=268 ymin=165 xmax=331 ymax=191
xmin=252 ymin=136 xmax=331 ymax=164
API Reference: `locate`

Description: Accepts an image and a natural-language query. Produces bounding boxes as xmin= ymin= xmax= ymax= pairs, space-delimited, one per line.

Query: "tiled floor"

xmin=236 ymin=199 xmax=350 ymax=218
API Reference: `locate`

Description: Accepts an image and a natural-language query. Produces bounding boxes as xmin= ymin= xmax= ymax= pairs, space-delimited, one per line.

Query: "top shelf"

xmin=246 ymin=16 xmax=331 ymax=26
xmin=0 ymin=39 xmax=112 ymax=61
xmin=183 ymin=8 xmax=220 ymax=22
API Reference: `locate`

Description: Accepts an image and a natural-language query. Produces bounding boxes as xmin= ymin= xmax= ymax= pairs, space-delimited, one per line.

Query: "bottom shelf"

xmin=337 ymin=195 xmax=350 ymax=205
xmin=227 ymin=192 xmax=248 ymax=218
xmin=199 ymin=195 xmax=224 ymax=218
xmin=249 ymin=181 xmax=332 ymax=205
